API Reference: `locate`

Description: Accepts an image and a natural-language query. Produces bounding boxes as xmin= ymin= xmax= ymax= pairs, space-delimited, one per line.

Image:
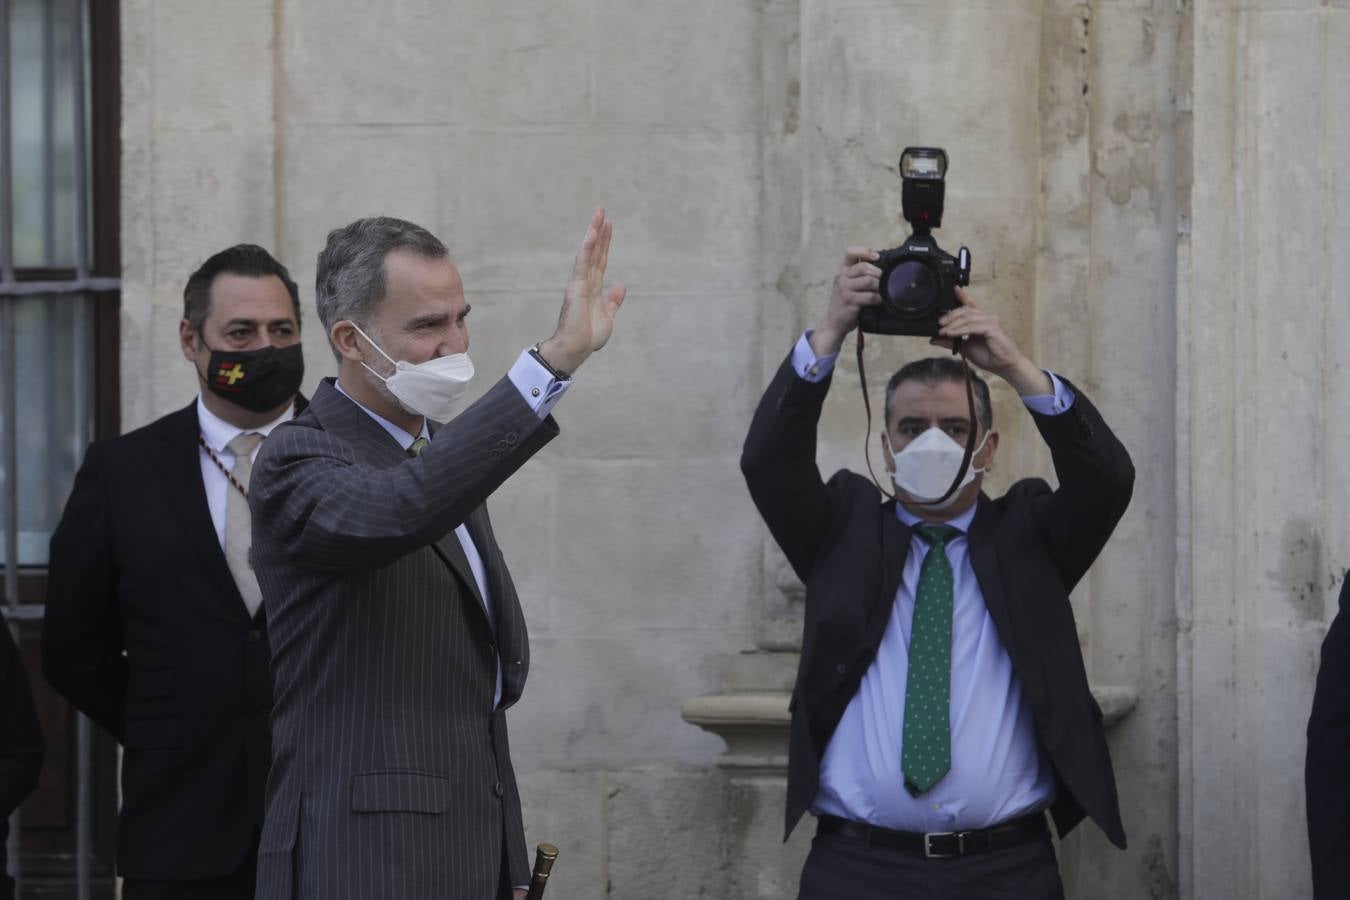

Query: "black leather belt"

xmin=816 ymin=812 xmax=1048 ymax=859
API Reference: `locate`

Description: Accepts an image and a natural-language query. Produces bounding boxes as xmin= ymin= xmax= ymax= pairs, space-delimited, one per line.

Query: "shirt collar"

xmin=196 ymin=395 xmax=295 ymax=455
xmin=334 ymin=380 xmax=429 ymax=451
xmin=894 ymin=498 xmax=977 ymax=534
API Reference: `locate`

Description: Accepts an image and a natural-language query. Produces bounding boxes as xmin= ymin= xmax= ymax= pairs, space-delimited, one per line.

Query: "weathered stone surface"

xmin=724 ymin=776 xmax=812 ymax=900
xmin=605 ymin=766 xmax=731 ymax=899
xmin=516 ymin=769 xmax=608 ymax=900
xmin=508 ymin=634 xmax=735 ymax=771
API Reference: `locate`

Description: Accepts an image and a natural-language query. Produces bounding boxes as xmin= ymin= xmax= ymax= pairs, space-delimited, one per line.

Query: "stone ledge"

xmin=681 ymin=683 xmax=1139 ymax=775
xmin=1090 ymin=684 xmax=1139 ymax=726
xmin=680 ymin=691 xmax=792 ymax=776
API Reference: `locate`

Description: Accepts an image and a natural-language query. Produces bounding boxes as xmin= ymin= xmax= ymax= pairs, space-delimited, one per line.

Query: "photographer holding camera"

xmin=741 ymin=151 xmax=1135 ymax=899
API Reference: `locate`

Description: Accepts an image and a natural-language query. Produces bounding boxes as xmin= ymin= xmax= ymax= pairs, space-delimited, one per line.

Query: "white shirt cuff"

xmin=791 ymin=331 xmax=838 ymax=383
xmin=507 ymin=349 xmax=569 ymax=418
xmin=1020 ymin=370 xmax=1075 ymax=416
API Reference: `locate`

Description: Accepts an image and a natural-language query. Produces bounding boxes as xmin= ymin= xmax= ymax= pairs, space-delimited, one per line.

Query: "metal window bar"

xmin=0 ymin=1 xmax=116 ymax=897
xmin=0 ymin=0 xmax=12 ymax=285
xmin=0 ymin=0 xmax=21 ymax=889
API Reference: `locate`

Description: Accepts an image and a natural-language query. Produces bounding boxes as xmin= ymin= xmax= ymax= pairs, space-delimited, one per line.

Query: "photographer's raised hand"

xmin=931 ymin=285 xmax=1052 ymax=396
xmin=810 ymin=247 xmax=882 ymax=357
xmin=537 ymin=207 xmax=627 ymax=375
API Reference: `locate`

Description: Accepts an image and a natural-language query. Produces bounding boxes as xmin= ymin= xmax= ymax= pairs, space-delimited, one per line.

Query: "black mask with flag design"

xmin=199 ymin=340 xmax=305 ymax=413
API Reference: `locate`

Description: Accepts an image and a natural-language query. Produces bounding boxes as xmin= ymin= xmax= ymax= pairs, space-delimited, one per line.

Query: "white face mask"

xmin=351 ymin=323 xmax=475 ymax=423
xmin=890 ymin=426 xmax=991 ymax=510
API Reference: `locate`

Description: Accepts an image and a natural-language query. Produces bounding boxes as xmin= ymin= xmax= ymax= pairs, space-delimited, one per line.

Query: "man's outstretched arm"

xmin=742 ymin=247 xmax=883 ymax=582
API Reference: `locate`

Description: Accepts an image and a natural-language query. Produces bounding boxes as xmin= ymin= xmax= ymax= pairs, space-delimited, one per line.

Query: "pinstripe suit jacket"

xmin=249 ymin=375 xmax=556 ymax=900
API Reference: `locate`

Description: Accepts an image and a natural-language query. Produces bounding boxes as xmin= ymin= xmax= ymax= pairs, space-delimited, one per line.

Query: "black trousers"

xmin=798 ymin=824 xmax=1065 ymax=900
xmin=123 ymin=844 xmax=258 ymax=900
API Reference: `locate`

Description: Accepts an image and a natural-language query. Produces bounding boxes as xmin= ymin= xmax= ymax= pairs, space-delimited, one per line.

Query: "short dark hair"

xmin=182 ymin=244 xmax=301 ymax=332
xmin=883 ymin=357 xmax=993 ymax=432
xmin=314 ymin=217 xmax=449 ymax=355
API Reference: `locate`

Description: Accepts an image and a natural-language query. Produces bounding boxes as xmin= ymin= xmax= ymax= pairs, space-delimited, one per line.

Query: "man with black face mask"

xmin=742 ymin=248 xmax=1135 ymax=899
xmin=43 ymin=244 xmax=306 ymax=900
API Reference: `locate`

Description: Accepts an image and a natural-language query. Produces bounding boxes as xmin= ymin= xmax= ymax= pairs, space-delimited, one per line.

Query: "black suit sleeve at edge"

xmin=1025 ymin=380 xmax=1136 ymax=593
xmin=740 ymin=355 xmax=837 ymax=584
xmin=0 ymin=622 xmax=44 ymax=818
xmin=1307 ymin=579 xmax=1350 ymax=899
xmin=42 ymin=441 xmax=130 ymax=742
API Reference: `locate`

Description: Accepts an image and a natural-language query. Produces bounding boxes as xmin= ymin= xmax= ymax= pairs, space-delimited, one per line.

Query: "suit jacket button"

xmin=248 ymin=629 xmax=262 ymax=643
xmin=494 ymin=781 xmax=505 ymax=798
xmin=835 ymin=663 xmax=847 ymax=675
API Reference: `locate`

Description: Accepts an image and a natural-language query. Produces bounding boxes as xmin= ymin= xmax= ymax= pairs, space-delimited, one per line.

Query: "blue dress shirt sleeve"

xmin=790 ymin=331 xmax=839 ymax=383
xmin=1020 ymin=371 xmax=1075 ymax=416
xmin=507 ymin=349 xmax=570 ymax=418
xmin=791 ymin=330 xmax=1074 ymax=417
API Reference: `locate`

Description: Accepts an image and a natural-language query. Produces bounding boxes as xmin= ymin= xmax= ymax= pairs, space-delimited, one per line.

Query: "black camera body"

xmin=858 ymin=147 xmax=972 ymax=337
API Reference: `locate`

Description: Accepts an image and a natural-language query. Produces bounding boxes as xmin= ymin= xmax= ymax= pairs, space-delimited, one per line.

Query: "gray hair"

xmin=315 ymin=216 xmax=449 ymax=356
xmin=883 ymin=356 xmax=993 ymax=433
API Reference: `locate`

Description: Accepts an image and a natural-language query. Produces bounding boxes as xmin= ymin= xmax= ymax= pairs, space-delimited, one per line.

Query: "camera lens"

xmin=882 ymin=260 xmax=937 ymax=315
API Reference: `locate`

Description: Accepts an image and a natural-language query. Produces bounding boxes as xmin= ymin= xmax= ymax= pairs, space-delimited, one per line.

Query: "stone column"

xmin=120 ymin=0 xmax=280 ymax=428
xmin=1179 ymin=2 xmax=1350 ymax=898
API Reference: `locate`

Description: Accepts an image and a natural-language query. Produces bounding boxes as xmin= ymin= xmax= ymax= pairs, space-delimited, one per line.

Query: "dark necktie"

xmin=902 ymin=523 xmax=960 ymax=795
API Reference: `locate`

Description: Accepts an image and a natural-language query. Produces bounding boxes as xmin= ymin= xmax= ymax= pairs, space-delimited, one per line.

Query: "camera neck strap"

xmin=856 ymin=329 xmax=979 ymax=506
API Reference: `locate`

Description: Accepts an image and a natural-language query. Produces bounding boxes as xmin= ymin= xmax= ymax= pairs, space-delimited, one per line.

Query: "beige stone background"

xmin=117 ymin=1 xmax=1349 ymax=898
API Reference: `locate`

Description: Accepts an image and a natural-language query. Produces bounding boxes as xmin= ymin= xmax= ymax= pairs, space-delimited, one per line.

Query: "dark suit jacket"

xmin=0 ymin=621 xmax=45 ymax=900
xmin=250 ymin=377 xmax=554 ymax=900
xmin=43 ymin=399 xmax=295 ymax=880
xmin=1306 ymin=578 xmax=1350 ymax=899
xmin=741 ymin=353 xmax=1135 ymax=847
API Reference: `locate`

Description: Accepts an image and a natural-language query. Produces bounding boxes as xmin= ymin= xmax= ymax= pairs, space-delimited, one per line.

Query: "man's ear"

xmin=330 ymin=321 xmax=365 ymax=362
xmin=179 ymin=319 xmax=200 ymax=363
xmin=979 ymin=430 xmax=1000 ymax=471
xmin=881 ymin=431 xmax=896 ymax=474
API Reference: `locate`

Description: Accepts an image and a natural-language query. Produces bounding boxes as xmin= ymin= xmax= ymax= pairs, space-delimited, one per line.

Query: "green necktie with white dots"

xmin=902 ymin=523 xmax=960 ymax=796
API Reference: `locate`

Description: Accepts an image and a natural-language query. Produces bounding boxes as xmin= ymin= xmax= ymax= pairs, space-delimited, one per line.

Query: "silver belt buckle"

xmin=923 ymin=830 xmax=964 ymax=859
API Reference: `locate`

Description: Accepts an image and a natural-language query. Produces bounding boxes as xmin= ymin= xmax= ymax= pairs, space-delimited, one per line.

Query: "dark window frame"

xmin=2 ymin=0 xmax=122 ymax=893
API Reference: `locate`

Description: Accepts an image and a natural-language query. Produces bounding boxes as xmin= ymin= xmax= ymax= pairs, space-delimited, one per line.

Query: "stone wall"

xmin=118 ymin=1 xmax=1350 ymax=897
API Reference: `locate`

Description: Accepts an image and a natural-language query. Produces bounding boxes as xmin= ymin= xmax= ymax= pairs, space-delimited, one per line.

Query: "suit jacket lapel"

xmin=966 ymin=494 xmax=1014 ymax=647
xmin=463 ymin=506 xmax=529 ymax=704
xmin=159 ymin=403 xmax=250 ymax=618
xmin=463 ymin=508 xmax=509 ymax=633
xmin=310 ymin=380 xmax=489 ymax=618
xmin=431 ymin=531 xmax=486 ymax=613
xmin=879 ymin=500 xmax=911 ymax=626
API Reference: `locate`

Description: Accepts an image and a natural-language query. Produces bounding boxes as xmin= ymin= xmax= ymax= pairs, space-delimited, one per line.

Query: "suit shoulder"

xmin=1001 ymin=476 xmax=1054 ymax=504
xmin=981 ymin=476 xmax=1054 ymax=521
xmin=256 ymin=411 xmax=348 ymax=467
xmin=85 ymin=403 xmax=196 ymax=465
xmin=825 ymin=468 xmax=886 ymax=507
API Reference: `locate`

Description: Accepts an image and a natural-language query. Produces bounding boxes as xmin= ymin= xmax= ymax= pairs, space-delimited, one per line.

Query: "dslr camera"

xmin=858 ymin=147 xmax=972 ymax=336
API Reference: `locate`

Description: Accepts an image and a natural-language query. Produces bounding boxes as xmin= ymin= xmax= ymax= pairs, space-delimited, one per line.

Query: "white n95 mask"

xmin=891 ymin=426 xmax=990 ymax=510
xmin=351 ymin=322 xmax=475 ymax=423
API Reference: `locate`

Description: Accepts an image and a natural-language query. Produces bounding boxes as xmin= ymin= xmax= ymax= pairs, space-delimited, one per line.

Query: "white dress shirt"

xmin=196 ymin=397 xmax=296 ymax=550
xmin=336 ymin=347 xmax=570 ymax=710
xmin=789 ymin=331 xmax=1074 ymax=832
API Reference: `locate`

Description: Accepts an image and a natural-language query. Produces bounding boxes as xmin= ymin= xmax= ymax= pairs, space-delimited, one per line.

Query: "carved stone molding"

xmin=682 ymin=650 xmax=1139 ymax=776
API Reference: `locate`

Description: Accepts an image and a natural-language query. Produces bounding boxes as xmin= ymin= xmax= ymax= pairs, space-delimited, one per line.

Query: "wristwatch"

xmin=528 ymin=343 xmax=571 ymax=381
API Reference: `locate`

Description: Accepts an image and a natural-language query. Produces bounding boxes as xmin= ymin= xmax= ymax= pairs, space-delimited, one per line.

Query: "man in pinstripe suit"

xmin=248 ymin=209 xmax=625 ymax=900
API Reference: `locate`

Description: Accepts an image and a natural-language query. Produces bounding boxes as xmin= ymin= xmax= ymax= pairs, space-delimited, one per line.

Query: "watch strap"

xmin=528 ymin=343 xmax=571 ymax=381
